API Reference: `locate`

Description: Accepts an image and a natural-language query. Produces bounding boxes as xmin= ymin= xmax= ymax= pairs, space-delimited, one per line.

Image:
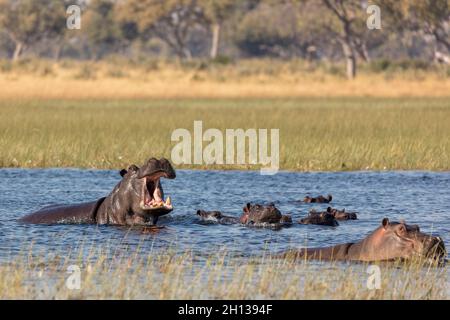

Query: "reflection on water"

xmin=1 ymin=169 xmax=449 ymax=264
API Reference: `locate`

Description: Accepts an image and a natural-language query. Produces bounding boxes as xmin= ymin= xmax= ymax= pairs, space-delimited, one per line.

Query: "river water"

xmin=1 ymin=169 xmax=449 ymax=262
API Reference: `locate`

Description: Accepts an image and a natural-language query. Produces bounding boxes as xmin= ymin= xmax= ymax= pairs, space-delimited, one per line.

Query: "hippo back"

xmin=19 ymin=198 xmax=106 ymax=224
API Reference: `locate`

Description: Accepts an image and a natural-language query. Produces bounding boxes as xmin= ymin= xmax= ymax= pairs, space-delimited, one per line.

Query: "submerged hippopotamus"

xmin=19 ymin=157 xmax=176 ymax=226
xmin=197 ymin=203 xmax=292 ymax=226
xmin=303 ymin=194 xmax=332 ymax=203
xmin=282 ymin=218 xmax=446 ymax=263
xmin=196 ymin=210 xmax=240 ymax=224
xmin=326 ymin=207 xmax=358 ymax=220
xmin=299 ymin=211 xmax=339 ymax=226
xmin=301 ymin=207 xmax=357 ymax=225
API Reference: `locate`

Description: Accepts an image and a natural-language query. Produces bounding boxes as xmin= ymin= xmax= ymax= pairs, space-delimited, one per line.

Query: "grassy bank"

xmin=0 ymin=97 xmax=449 ymax=171
xmin=0 ymin=247 xmax=446 ymax=299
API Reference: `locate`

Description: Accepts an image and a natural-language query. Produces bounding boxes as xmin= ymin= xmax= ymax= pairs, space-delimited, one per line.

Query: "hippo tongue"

xmin=153 ymin=180 xmax=163 ymax=203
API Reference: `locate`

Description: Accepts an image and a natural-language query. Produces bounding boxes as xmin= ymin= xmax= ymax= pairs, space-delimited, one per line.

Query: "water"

xmin=1 ymin=168 xmax=449 ymax=263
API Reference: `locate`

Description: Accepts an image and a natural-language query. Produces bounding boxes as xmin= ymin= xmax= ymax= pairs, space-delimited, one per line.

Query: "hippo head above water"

xmin=110 ymin=158 xmax=176 ymax=224
xmin=360 ymin=218 xmax=447 ymax=262
xmin=20 ymin=157 xmax=176 ymax=226
xmin=196 ymin=210 xmax=223 ymax=220
xmin=303 ymin=194 xmax=332 ymax=203
xmin=326 ymin=207 xmax=358 ymax=220
xmin=299 ymin=211 xmax=339 ymax=226
xmin=240 ymin=203 xmax=283 ymax=224
xmin=197 ymin=205 xmax=292 ymax=226
xmin=284 ymin=218 xmax=446 ymax=263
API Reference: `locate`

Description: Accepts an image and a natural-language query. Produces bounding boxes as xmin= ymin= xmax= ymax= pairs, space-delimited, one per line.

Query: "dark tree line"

xmin=0 ymin=0 xmax=449 ymax=78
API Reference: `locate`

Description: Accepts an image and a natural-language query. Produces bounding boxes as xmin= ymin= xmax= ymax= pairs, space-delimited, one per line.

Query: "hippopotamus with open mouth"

xmin=282 ymin=218 xmax=447 ymax=263
xmin=197 ymin=203 xmax=292 ymax=226
xmin=299 ymin=211 xmax=339 ymax=226
xmin=19 ymin=157 xmax=176 ymax=226
xmin=303 ymin=194 xmax=332 ymax=203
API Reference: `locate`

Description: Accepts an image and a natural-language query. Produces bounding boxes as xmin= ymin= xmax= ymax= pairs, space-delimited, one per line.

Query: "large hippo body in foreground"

xmin=282 ymin=218 xmax=446 ymax=262
xmin=19 ymin=158 xmax=176 ymax=226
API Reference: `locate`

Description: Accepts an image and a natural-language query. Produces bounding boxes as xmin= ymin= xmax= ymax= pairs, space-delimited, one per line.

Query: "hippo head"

xmin=197 ymin=210 xmax=223 ymax=220
xmin=327 ymin=207 xmax=357 ymax=220
xmin=299 ymin=211 xmax=339 ymax=226
xmin=116 ymin=158 xmax=176 ymax=224
xmin=280 ymin=214 xmax=293 ymax=224
xmin=303 ymin=194 xmax=332 ymax=203
xmin=240 ymin=203 xmax=282 ymax=224
xmin=366 ymin=218 xmax=446 ymax=262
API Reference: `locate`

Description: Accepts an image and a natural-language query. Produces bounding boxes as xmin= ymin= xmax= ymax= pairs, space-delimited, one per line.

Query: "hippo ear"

xmin=382 ymin=218 xmax=390 ymax=228
xmin=128 ymin=164 xmax=139 ymax=172
xmin=119 ymin=169 xmax=127 ymax=177
xmin=120 ymin=165 xmax=138 ymax=177
xmin=327 ymin=207 xmax=332 ymax=212
xmin=243 ymin=203 xmax=251 ymax=213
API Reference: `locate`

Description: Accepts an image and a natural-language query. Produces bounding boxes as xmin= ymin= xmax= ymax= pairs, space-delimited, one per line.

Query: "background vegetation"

xmin=0 ymin=0 xmax=449 ymax=171
xmin=0 ymin=0 xmax=449 ymax=79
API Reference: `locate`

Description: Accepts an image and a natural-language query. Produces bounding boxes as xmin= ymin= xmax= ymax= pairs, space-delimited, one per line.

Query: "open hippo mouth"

xmin=140 ymin=174 xmax=172 ymax=210
xmin=137 ymin=158 xmax=176 ymax=212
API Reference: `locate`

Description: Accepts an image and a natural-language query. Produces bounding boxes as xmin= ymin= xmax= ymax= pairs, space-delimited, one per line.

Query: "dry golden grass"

xmin=0 ymin=58 xmax=449 ymax=99
xmin=0 ymin=246 xmax=447 ymax=299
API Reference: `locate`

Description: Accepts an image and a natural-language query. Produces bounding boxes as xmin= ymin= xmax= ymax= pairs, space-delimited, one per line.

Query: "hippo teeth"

xmin=140 ymin=176 xmax=172 ymax=210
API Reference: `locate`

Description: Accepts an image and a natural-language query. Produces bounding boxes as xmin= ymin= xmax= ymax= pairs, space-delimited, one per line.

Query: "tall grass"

xmin=0 ymin=245 xmax=447 ymax=299
xmin=0 ymin=98 xmax=449 ymax=171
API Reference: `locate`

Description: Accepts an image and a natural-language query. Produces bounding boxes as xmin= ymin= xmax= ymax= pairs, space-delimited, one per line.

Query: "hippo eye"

xmin=398 ymin=225 xmax=406 ymax=233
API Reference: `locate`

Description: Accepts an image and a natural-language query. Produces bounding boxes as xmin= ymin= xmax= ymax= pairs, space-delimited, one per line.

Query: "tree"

xmin=378 ymin=0 xmax=450 ymax=62
xmin=118 ymin=0 xmax=207 ymax=60
xmin=319 ymin=0 xmax=370 ymax=79
xmin=0 ymin=0 xmax=66 ymax=61
xmin=202 ymin=0 xmax=235 ymax=58
xmin=84 ymin=0 xmax=122 ymax=59
xmin=234 ymin=1 xmax=299 ymax=58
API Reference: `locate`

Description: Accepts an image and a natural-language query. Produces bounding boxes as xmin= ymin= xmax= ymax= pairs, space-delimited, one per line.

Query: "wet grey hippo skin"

xmin=299 ymin=207 xmax=357 ymax=226
xmin=197 ymin=203 xmax=292 ymax=226
xmin=19 ymin=158 xmax=176 ymax=226
xmin=281 ymin=218 xmax=447 ymax=262
xmin=326 ymin=207 xmax=358 ymax=220
xmin=303 ymin=194 xmax=332 ymax=203
xmin=196 ymin=210 xmax=240 ymax=224
xmin=299 ymin=211 xmax=338 ymax=226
